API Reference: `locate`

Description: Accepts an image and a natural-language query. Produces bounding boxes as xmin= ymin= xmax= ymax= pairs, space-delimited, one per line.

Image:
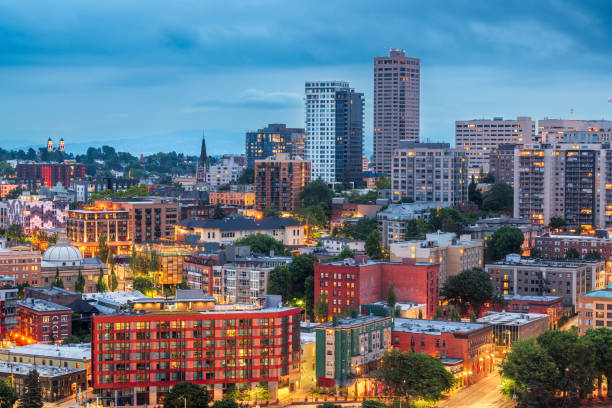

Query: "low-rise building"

xmin=577 ymin=284 xmax=612 ymax=334
xmin=24 ymin=286 xmax=81 ymax=307
xmin=17 ymin=298 xmax=72 ymax=343
xmin=389 ymin=232 xmax=484 ymax=283
xmin=331 ymin=198 xmax=382 ymax=220
xmin=536 ymin=232 xmax=612 ymax=262
xmin=320 ymin=237 xmax=366 ymax=255
xmin=0 ymin=276 xmax=18 ymax=337
xmin=361 ymin=301 xmax=426 ymax=319
xmin=392 ymin=319 xmax=494 ymax=387
xmin=209 ymin=191 xmax=255 ymax=210
xmin=176 ymin=214 xmax=305 ymax=247
xmin=0 ymin=247 xmax=42 ymax=286
xmin=497 ymin=295 xmax=564 ymax=328
xmin=315 ymin=315 xmax=392 ymax=388
xmin=206 ymin=155 xmax=246 ymax=187
xmin=477 ymin=311 xmax=550 ymax=350
xmin=211 ymin=264 xmax=271 ymax=305
xmin=485 ymin=254 xmax=606 ymax=309
xmin=66 ymin=205 xmax=131 ymax=258
xmin=377 ymin=202 xmax=450 ymax=247
xmin=81 ymin=291 xmax=146 ymax=314
xmin=465 ymin=216 xmax=545 ymax=256
xmin=315 ymin=256 xmax=439 ymax=319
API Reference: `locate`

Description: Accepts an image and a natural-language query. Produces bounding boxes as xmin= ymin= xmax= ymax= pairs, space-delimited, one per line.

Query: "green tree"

xmin=584 ymin=328 xmax=612 ymax=397
xmin=315 ymin=293 xmax=329 ymax=322
xmin=293 ymin=204 xmax=328 ymax=229
xmin=109 ymin=265 xmax=119 ymax=292
xmin=429 ymin=207 xmax=465 ymax=234
xmin=376 ymin=176 xmax=391 ymax=190
xmin=52 ymin=268 xmax=64 ymax=289
xmin=501 ymin=339 xmax=557 ymax=407
xmin=97 ymin=234 xmax=109 ymax=263
xmin=317 ymin=404 xmax=341 ymax=408
xmin=434 ymin=306 xmax=443 ymax=319
xmin=469 ymin=311 xmax=477 ymax=322
xmin=441 ymin=268 xmax=495 ymax=316
xmin=361 ymin=401 xmax=385 ymax=408
xmin=387 ymin=283 xmax=396 ymax=308
xmin=299 ymin=179 xmax=334 ymax=214
xmin=96 ymin=268 xmax=108 ymax=292
xmin=365 ymin=230 xmax=382 ymax=259
xmin=0 ymin=381 xmax=18 ymax=408
xmin=583 ymin=250 xmax=601 ymax=260
xmin=212 ymin=204 xmax=225 ymax=219
xmin=164 ymin=382 xmax=210 ymax=408
xmin=234 ymin=233 xmax=287 ymax=255
xmin=549 ymin=217 xmax=566 ymax=230
xmin=468 ymin=179 xmax=483 ymax=207
xmin=74 ymin=268 xmax=86 ymax=293
xmin=211 ymin=398 xmax=238 ymax=408
xmin=450 ymin=308 xmax=461 ymax=322
xmin=482 ymin=182 xmax=513 ymax=213
xmin=267 ymin=266 xmax=291 ymax=301
xmin=262 ymin=207 xmax=280 ymax=218
xmin=530 ymin=247 xmax=542 ymax=258
xmin=377 ymin=349 xmax=453 ymax=403
xmin=338 ymin=217 xmax=378 ymax=240
xmin=237 ymin=168 xmax=254 ymax=184
xmin=133 ymin=277 xmax=155 ymax=294
xmin=486 ymin=226 xmax=524 ymax=261
xmin=565 ymin=247 xmax=580 ymax=259
xmin=16 ymin=370 xmax=43 ymax=408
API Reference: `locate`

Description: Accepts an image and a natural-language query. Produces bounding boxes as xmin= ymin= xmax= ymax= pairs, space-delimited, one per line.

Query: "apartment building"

xmin=488 ymin=144 xmax=517 ymax=185
xmin=0 ymin=247 xmax=42 ymax=286
xmin=0 ymin=276 xmax=18 ymax=336
xmin=209 ymin=191 xmax=255 ymax=210
xmin=577 ymin=284 xmax=612 ymax=333
xmin=245 ymin=123 xmax=306 ymax=168
xmin=377 ymin=202 xmax=449 ymax=247
xmin=538 ymin=119 xmax=612 ymax=143
xmin=254 ymin=154 xmax=311 ymax=212
xmin=465 ymin=216 xmax=545 ymax=256
xmin=92 ymin=297 xmax=301 ymax=403
xmin=391 ymin=142 xmax=468 ymax=206
xmin=6 ymin=198 xmax=68 ymax=234
xmin=66 ymin=205 xmax=131 ymax=258
xmin=477 ymin=312 xmax=550 ymax=349
xmin=389 ymin=232 xmax=483 ymax=282
xmin=205 ymin=156 xmax=246 ymax=187
xmin=485 ymin=254 xmax=606 ymax=309
xmin=537 ymin=232 xmax=612 ymax=262
xmin=211 ymin=264 xmax=270 ymax=305
xmin=16 ymin=162 xmax=85 ymax=189
xmin=17 ymin=298 xmax=72 ymax=343
xmin=373 ymin=50 xmax=420 ymax=175
xmin=315 ymin=315 xmax=392 ymax=387
xmin=314 ymin=256 xmax=439 ymax=319
xmin=455 ymin=117 xmax=535 ymax=180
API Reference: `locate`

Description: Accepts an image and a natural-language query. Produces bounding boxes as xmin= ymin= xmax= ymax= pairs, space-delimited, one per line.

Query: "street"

xmin=437 ymin=371 xmax=514 ymax=408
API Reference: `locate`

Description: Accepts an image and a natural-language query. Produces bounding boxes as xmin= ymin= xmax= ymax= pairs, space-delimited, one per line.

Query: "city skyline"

xmin=1 ymin=1 xmax=611 ymax=157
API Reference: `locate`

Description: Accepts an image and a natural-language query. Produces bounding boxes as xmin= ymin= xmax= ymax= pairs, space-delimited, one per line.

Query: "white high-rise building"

xmin=538 ymin=119 xmax=612 ymax=143
xmin=305 ymin=81 xmax=350 ymax=182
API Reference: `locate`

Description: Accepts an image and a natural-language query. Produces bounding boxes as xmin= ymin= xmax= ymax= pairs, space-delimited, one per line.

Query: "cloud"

xmin=194 ymin=89 xmax=302 ymax=110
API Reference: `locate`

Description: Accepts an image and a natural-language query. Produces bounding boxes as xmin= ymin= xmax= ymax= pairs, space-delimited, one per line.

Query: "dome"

xmin=42 ymin=238 xmax=84 ymax=266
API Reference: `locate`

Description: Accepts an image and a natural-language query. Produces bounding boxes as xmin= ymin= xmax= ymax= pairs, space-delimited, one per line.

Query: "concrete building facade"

xmin=254 ymin=154 xmax=311 ymax=212
xmin=245 ymin=124 xmax=306 ymax=168
xmin=577 ymin=284 xmax=612 ymax=333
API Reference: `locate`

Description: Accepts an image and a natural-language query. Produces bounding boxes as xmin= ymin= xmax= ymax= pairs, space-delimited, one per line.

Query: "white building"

xmin=320 ymin=237 xmax=365 ymax=254
xmin=305 ymin=81 xmax=349 ymax=182
xmin=538 ymin=119 xmax=612 ymax=143
xmin=205 ymin=156 xmax=246 ymax=187
xmin=376 ymin=202 xmax=449 ymax=247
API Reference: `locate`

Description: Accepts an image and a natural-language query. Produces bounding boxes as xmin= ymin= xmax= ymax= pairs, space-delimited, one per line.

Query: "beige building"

xmin=0 ymin=247 xmax=42 ymax=286
xmin=538 ymin=119 xmax=612 ymax=143
xmin=209 ymin=191 xmax=255 ymax=209
xmin=390 ymin=232 xmax=483 ymax=282
xmin=455 ymin=116 xmax=535 ymax=180
xmin=577 ymin=284 xmax=612 ymax=334
xmin=175 ymin=214 xmax=305 ymax=247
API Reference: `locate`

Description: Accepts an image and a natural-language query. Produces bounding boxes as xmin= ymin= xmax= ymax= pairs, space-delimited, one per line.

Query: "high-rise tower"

xmin=373 ymin=49 xmax=420 ymax=175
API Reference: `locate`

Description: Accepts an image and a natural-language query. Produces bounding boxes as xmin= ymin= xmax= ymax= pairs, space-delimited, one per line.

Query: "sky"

xmin=1 ymin=0 xmax=611 ymax=156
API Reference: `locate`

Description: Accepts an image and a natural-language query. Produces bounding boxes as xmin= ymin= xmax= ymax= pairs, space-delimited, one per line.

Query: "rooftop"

xmin=477 ymin=311 xmax=549 ymax=326
xmin=0 ymin=361 xmax=85 ymax=377
xmin=82 ymin=291 xmax=146 ymax=307
xmin=318 ymin=314 xmax=391 ymax=329
xmin=580 ymin=285 xmax=612 ymax=299
xmin=503 ymin=294 xmax=563 ymax=303
xmin=4 ymin=343 xmax=90 ymax=360
xmin=178 ymin=215 xmax=302 ymax=231
xmin=393 ymin=318 xmax=489 ymax=335
xmin=27 ymin=286 xmax=78 ymax=296
xmin=17 ymin=299 xmax=71 ymax=312
xmin=488 ymin=254 xmax=601 ymax=268
xmin=378 ymin=202 xmax=449 ymax=217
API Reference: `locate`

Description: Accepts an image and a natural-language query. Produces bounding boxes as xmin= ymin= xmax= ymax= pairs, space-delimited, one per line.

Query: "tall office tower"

xmin=373 ymin=50 xmax=420 ymax=175
xmin=455 ymin=116 xmax=535 ymax=181
xmin=391 ymin=142 xmax=468 ymax=206
xmin=538 ymin=119 xmax=612 ymax=143
xmin=245 ymin=123 xmax=306 ymax=168
xmin=305 ymin=81 xmax=364 ymax=182
xmin=196 ymin=135 xmax=207 ymax=183
xmin=514 ymin=143 xmax=612 ymax=231
xmin=335 ymin=89 xmax=364 ymax=184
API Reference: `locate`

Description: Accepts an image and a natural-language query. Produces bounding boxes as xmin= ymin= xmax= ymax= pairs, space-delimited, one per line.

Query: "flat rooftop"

xmin=503 ymin=294 xmax=563 ymax=303
xmin=322 ymin=259 xmax=434 ymax=267
xmin=0 ymin=361 xmax=85 ymax=377
xmin=477 ymin=312 xmax=549 ymax=326
xmin=393 ymin=318 xmax=489 ymax=335
xmin=4 ymin=344 xmax=90 ymax=360
xmin=83 ymin=291 xmax=145 ymax=306
xmin=17 ymin=299 xmax=71 ymax=312
xmin=488 ymin=257 xmax=600 ymax=268
xmin=367 ymin=301 xmax=425 ymax=310
xmin=580 ymin=287 xmax=612 ymax=299
xmin=318 ymin=314 xmax=391 ymax=329
xmin=27 ymin=286 xmax=78 ymax=296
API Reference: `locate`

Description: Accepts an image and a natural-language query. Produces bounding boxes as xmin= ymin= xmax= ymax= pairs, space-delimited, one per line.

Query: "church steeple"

xmin=196 ymin=131 xmax=208 ymax=183
xmin=47 ymin=137 xmax=53 ymax=152
xmin=200 ymin=132 xmax=207 ymax=166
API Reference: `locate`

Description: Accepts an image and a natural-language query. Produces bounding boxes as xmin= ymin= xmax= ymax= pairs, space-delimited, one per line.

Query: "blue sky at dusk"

xmin=1 ymin=0 xmax=611 ymax=156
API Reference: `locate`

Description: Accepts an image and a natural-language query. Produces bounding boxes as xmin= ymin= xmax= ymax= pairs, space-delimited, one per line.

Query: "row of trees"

xmin=501 ymin=328 xmax=612 ymax=406
xmin=0 ymin=369 xmax=42 ymax=408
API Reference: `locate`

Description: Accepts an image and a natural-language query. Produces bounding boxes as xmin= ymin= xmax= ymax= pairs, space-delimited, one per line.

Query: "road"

xmin=437 ymin=371 xmax=514 ymax=408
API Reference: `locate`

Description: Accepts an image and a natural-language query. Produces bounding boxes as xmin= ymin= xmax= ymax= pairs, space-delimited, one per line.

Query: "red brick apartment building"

xmin=483 ymin=294 xmax=564 ymax=328
xmin=92 ymin=297 xmax=301 ymax=405
xmin=315 ymin=256 xmax=439 ymax=319
xmin=17 ymin=299 xmax=72 ymax=343
xmin=16 ymin=162 xmax=85 ymax=188
xmin=537 ymin=233 xmax=612 ymax=262
xmin=254 ymin=154 xmax=311 ymax=212
xmin=0 ymin=248 xmax=42 ymax=286
xmin=392 ymin=319 xmax=494 ymax=387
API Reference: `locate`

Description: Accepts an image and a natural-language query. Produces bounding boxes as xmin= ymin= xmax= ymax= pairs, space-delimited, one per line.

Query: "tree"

xmin=441 ymin=268 xmax=494 ymax=316
xmin=361 ymin=401 xmax=385 ymax=408
xmin=234 ymin=233 xmax=287 ymax=255
xmin=164 ymin=382 xmax=210 ymax=408
xmin=73 ymin=268 xmax=85 ymax=293
xmin=469 ymin=311 xmax=477 ymax=322
xmin=315 ymin=293 xmax=329 ymax=322
xmin=450 ymin=308 xmax=461 ymax=322
xmin=486 ymin=226 xmax=524 ymax=261
xmin=109 ymin=265 xmax=119 ymax=292
xmin=267 ymin=266 xmax=291 ymax=301
xmin=211 ymin=398 xmax=238 ymax=408
xmin=133 ymin=277 xmax=155 ymax=294
xmin=417 ymin=310 xmax=423 ymax=319
xmin=377 ymin=349 xmax=453 ymax=403
xmin=549 ymin=217 xmax=566 ymax=230
xmin=263 ymin=207 xmax=280 ymax=218
xmin=584 ymin=328 xmax=612 ymax=397
xmin=565 ymin=247 xmax=580 ymax=259
xmin=17 ymin=370 xmax=43 ymax=408
xmin=387 ymin=283 xmax=396 ymax=308
xmin=237 ymin=168 xmax=254 ymax=184
xmin=299 ymin=179 xmax=334 ymax=214
xmin=52 ymin=268 xmax=64 ymax=289
xmin=97 ymin=234 xmax=109 ymax=263
xmin=501 ymin=339 xmax=557 ymax=407
xmin=365 ymin=230 xmax=382 ymax=260
xmin=468 ymin=179 xmax=483 ymax=207
xmin=429 ymin=207 xmax=465 ymax=234
xmin=583 ymin=250 xmax=601 ymax=260
xmin=96 ymin=268 xmax=108 ymax=292
xmin=0 ymin=381 xmax=18 ymax=408
xmin=530 ymin=247 xmax=542 ymax=258
xmin=376 ymin=176 xmax=391 ymax=190
xmin=335 ymin=217 xmax=378 ymax=240
xmin=212 ymin=204 xmax=225 ymax=220
xmin=482 ymin=182 xmax=513 ymax=213
xmin=318 ymin=404 xmax=341 ymax=408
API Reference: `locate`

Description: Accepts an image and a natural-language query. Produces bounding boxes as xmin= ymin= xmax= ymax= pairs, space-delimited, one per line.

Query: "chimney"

xmin=402 ymin=258 xmax=416 ymax=265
